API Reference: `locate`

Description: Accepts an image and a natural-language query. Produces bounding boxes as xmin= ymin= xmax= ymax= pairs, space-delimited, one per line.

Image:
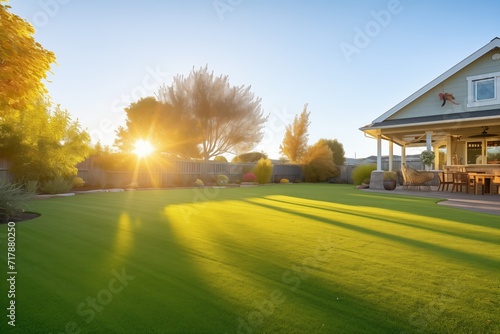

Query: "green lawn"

xmin=1 ymin=184 xmax=499 ymax=333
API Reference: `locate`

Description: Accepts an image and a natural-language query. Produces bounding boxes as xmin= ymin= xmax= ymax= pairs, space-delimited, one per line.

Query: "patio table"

xmin=468 ymin=173 xmax=497 ymax=195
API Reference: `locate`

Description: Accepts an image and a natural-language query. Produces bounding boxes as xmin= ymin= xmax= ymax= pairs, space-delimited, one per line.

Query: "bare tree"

xmin=158 ymin=66 xmax=268 ymax=160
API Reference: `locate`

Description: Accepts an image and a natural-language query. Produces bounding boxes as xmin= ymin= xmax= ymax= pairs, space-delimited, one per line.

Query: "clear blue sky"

xmin=8 ymin=0 xmax=500 ymax=159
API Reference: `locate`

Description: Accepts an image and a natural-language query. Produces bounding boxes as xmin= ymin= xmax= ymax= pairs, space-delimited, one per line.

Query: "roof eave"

xmin=372 ymin=37 xmax=500 ymax=124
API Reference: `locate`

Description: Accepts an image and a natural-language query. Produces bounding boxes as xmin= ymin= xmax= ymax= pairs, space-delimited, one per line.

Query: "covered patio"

xmin=360 ymin=37 xmax=500 ymax=192
xmin=361 ymin=114 xmax=500 ymax=170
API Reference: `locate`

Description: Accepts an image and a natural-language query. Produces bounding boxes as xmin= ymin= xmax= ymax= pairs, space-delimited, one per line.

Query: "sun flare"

xmin=133 ymin=139 xmax=154 ymax=158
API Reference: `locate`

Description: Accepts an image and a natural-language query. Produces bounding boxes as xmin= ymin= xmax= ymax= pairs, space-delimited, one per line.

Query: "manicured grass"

xmin=1 ymin=184 xmax=499 ymax=333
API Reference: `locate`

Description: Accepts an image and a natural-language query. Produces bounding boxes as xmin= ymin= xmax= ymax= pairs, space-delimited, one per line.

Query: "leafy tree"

xmin=316 ymin=138 xmax=346 ymax=165
xmin=157 ymin=66 xmax=268 ymax=160
xmin=0 ymin=2 xmax=56 ymax=123
xmin=0 ymin=99 xmax=91 ymax=182
xmin=232 ymin=151 xmax=267 ymax=163
xmin=302 ymin=141 xmax=339 ymax=182
xmin=114 ymin=97 xmax=200 ymax=159
xmin=280 ymin=104 xmax=310 ymax=163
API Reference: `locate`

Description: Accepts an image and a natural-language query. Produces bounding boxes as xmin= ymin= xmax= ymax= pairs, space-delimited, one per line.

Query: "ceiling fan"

xmin=468 ymin=126 xmax=498 ymax=138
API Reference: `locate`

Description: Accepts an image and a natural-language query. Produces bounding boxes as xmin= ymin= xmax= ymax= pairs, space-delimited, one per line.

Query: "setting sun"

xmin=133 ymin=139 xmax=154 ymax=158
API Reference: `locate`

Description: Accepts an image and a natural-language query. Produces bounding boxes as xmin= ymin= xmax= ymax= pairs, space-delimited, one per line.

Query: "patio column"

xmin=446 ymin=135 xmax=452 ymax=166
xmin=401 ymin=145 xmax=406 ymax=166
xmin=433 ymin=145 xmax=440 ymax=170
xmin=425 ymin=131 xmax=432 ymax=151
xmin=388 ymin=141 xmax=394 ymax=171
xmin=377 ymin=135 xmax=382 ymax=171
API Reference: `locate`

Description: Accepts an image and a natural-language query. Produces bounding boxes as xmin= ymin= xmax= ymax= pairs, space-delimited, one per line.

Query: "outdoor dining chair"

xmin=451 ymin=172 xmax=471 ymax=193
xmin=438 ymin=172 xmax=454 ymax=191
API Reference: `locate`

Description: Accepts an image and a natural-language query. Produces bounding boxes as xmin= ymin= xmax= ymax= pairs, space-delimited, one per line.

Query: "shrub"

xmin=72 ymin=176 xmax=85 ymax=188
xmin=216 ymin=174 xmax=229 ymax=186
xmin=194 ymin=179 xmax=204 ymax=187
xmin=232 ymin=152 xmax=267 ymax=163
xmin=302 ymin=143 xmax=339 ymax=182
xmin=24 ymin=180 xmax=39 ymax=194
xmin=242 ymin=173 xmax=257 ymax=183
xmin=0 ymin=179 xmax=36 ymax=223
xmin=280 ymin=178 xmax=289 ymax=183
xmin=40 ymin=177 xmax=73 ymax=194
xmin=213 ymin=156 xmax=228 ymax=163
xmin=251 ymin=158 xmax=273 ymax=184
xmin=352 ymin=164 xmax=377 ymax=185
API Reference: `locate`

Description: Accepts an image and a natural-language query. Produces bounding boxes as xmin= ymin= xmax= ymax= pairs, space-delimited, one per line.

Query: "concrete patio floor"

xmin=363 ymin=186 xmax=500 ymax=216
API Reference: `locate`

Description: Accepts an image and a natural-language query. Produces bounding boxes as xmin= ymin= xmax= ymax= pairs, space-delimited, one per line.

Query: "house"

xmin=360 ymin=37 xmax=500 ymax=171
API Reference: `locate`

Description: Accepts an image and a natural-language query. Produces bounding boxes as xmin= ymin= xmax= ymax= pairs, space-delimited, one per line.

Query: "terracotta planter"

xmin=383 ymin=180 xmax=397 ymax=190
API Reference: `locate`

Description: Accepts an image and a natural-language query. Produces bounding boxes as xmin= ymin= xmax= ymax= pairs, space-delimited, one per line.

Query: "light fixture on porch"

xmin=468 ymin=126 xmax=498 ymax=138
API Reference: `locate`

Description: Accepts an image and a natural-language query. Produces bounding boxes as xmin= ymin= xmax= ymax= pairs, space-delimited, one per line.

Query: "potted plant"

xmin=383 ymin=171 xmax=397 ymax=190
xmin=420 ymin=150 xmax=435 ymax=170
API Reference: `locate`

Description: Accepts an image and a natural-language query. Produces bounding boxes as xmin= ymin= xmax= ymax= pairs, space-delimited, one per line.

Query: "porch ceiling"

xmin=364 ymin=118 xmax=500 ymax=147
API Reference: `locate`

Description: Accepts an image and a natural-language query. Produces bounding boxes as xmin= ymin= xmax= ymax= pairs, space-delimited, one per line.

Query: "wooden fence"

xmin=0 ymin=157 xmax=425 ymax=187
xmin=76 ymin=159 xmax=304 ymax=188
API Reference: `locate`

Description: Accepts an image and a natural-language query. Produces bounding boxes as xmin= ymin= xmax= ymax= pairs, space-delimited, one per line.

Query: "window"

xmin=467 ymin=72 xmax=500 ymax=107
xmin=487 ymin=141 xmax=500 ymax=164
xmin=467 ymin=142 xmax=482 ymax=164
xmin=474 ymin=78 xmax=495 ymax=101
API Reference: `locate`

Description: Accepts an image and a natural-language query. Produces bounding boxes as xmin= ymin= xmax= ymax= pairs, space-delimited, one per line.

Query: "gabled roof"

xmin=367 ymin=37 xmax=500 ymax=126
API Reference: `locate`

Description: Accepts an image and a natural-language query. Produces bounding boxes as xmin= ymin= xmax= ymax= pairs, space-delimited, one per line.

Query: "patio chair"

xmin=437 ymin=172 xmax=453 ymax=191
xmin=401 ymin=164 xmax=435 ymax=191
xmin=451 ymin=172 xmax=472 ymax=193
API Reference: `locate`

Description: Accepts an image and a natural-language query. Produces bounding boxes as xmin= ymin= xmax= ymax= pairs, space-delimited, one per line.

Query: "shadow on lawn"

xmin=263 ymin=195 xmax=500 ymax=246
xmin=57 ymin=187 xmax=500 ymax=333
xmin=244 ymin=197 xmax=500 ymax=272
xmin=162 ymin=200 xmax=419 ymax=333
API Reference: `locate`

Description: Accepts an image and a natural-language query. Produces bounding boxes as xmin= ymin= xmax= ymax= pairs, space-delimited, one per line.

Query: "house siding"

xmin=388 ymin=49 xmax=500 ymax=120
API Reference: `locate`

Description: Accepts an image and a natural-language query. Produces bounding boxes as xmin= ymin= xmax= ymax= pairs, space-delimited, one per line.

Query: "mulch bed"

xmin=2 ymin=212 xmax=41 ymax=223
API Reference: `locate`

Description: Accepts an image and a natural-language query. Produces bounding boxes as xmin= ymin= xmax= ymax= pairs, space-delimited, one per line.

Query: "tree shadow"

xmin=243 ymin=197 xmax=500 ymax=271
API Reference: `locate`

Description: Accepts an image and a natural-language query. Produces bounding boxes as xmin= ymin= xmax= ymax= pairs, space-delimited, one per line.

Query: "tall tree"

xmin=114 ymin=97 xmax=200 ymax=158
xmin=157 ymin=66 xmax=268 ymax=160
xmin=317 ymin=138 xmax=346 ymax=165
xmin=0 ymin=2 xmax=56 ymax=123
xmin=279 ymin=104 xmax=310 ymax=163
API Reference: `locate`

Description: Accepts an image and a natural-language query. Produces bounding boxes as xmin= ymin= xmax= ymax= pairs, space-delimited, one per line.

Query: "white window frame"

xmin=467 ymin=71 xmax=500 ymax=108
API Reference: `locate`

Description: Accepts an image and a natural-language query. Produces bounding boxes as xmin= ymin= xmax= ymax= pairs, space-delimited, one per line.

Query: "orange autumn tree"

xmin=279 ymin=103 xmax=310 ymax=163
